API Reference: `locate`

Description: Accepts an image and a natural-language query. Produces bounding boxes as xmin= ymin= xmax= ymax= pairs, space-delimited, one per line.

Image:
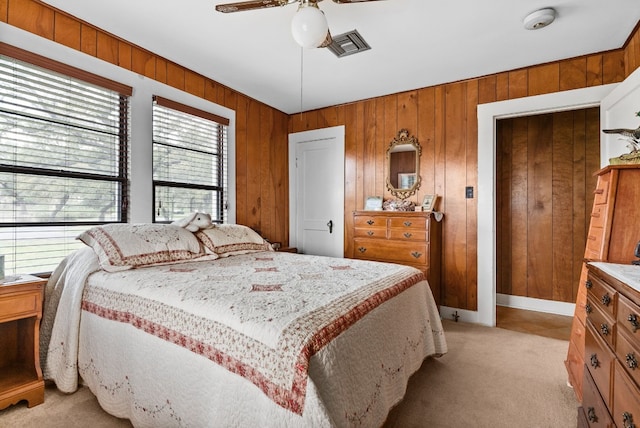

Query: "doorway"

xmin=474 ymin=84 xmax=616 ymax=326
xmin=495 ymin=108 xmax=600 ymax=305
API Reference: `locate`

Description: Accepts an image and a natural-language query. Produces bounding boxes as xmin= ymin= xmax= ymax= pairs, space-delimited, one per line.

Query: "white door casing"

xmin=289 ymin=126 xmax=345 ymax=258
xmin=469 ymin=83 xmax=619 ymax=327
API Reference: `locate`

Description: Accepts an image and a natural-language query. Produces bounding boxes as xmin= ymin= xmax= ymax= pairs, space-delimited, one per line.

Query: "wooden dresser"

xmin=351 ymin=210 xmax=442 ymax=305
xmin=577 ymin=262 xmax=640 ymax=428
xmin=566 ymin=165 xmax=640 ymax=403
xmin=0 ymin=276 xmax=46 ymax=410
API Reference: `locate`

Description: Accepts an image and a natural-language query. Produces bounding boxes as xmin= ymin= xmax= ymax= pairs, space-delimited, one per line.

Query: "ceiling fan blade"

xmin=215 ymin=0 xmax=295 ymax=13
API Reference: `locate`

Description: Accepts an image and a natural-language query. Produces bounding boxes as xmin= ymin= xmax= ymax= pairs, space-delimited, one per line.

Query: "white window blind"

xmin=0 ymin=48 xmax=130 ymax=275
xmin=152 ymin=96 xmax=228 ymax=223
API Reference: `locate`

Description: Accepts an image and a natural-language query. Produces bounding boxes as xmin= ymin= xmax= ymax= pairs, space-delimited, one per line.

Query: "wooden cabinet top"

xmin=587 ymin=262 xmax=640 ymax=302
xmin=353 ymin=210 xmax=433 ymax=218
xmin=0 ymin=276 xmax=46 ymax=297
xmin=595 ymin=164 xmax=640 ymax=176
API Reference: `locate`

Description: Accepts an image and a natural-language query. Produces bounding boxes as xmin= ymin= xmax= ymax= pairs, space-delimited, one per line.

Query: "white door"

xmin=289 ymin=126 xmax=345 ymax=258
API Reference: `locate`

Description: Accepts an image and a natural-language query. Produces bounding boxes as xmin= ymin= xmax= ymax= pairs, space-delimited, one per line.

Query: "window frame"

xmin=152 ymin=96 xmax=229 ymax=224
xmin=0 ymin=43 xmax=131 ymax=275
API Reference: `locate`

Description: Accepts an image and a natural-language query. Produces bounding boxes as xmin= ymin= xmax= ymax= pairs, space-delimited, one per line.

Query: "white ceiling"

xmin=41 ymin=0 xmax=640 ymax=114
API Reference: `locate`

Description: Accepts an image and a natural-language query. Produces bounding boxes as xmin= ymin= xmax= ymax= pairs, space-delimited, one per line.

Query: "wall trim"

xmin=496 ymin=294 xmax=575 ymax=317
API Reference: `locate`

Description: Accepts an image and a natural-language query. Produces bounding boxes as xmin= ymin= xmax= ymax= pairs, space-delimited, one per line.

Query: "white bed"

xmin=40 ymin=223 xmax=447 ymax=427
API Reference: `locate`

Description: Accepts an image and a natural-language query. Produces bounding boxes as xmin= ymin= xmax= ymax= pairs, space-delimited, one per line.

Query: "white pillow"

xmin=77 ymin=223 xmax=206 ymax=272
xmin=195 ymin=224 xmax=273 ymax=258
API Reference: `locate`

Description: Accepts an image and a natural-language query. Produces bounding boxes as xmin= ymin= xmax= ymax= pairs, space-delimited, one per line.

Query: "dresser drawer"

xmin=353 ymin=239 xmax=428 ymax=265
xmin=585 ymin=321 xmax=615 ymax=409
xmin=0 ymin=291 xmax=41 ymax=323
xmin=618 ymin=294 xmax=640 ymax=339
xmin=587 ymin=274 xmax=617 ymax=318
xmin=388 ymin=216 xmax=427 ymax=230
xmin=587 ymin=297 xmax=616 ymax=350
xmin=353 ymin=227 xmax=387 ymax=239
xmin=589 ymin=204 xmax=609 ymax=230
xmin=616 ymin=327 xmax=640 ymax=388
xmin=585 ymin=230 xmax=605 ymax=260
xmin=566 ymin=322 xmax=585 ymax=393
xmin=582 ymin=365 xmax=614 ymax=428
xmin=353 ymin=215 xmax=385 ymax=228
xmin=592 ymin=174 xmax=610 ymax=206
xmin=388 ymin=229 xmax=426 ymax=241
xmin=613 ymin=361 xmax=640 ymax=428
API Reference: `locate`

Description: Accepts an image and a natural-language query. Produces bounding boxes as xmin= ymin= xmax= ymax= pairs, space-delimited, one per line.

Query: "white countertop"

xmin=589 ymin=262 xmax=640 ymax=293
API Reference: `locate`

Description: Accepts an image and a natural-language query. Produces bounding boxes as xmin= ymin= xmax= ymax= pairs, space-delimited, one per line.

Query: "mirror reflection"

xmin=386 ymin=129 xmax=421 ymax=200
xmin=389 ymin=144 xmax=417 ymax=189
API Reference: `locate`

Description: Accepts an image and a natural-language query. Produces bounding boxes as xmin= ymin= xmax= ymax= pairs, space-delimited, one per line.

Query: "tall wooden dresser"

xmin=578 ymin=262 xmax=640 ymax=428
xmin=351 ymin=210 xmax=442 ymax=305
xmin=566 ymin=165 xmax=640 ymax=404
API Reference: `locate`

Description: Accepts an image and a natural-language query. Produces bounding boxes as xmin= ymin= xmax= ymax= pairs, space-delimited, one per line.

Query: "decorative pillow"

xmin=195 ymin=224 xmax=273 ymax=257
xmin=77 ymin=223 xmax=207 ymax=272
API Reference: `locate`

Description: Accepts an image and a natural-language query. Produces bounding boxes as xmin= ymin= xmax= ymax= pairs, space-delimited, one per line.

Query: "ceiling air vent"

xmin=327 ymin=30 xmax=371 ymax=58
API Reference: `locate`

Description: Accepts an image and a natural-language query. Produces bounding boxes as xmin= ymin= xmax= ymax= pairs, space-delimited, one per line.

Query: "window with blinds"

xmin=0 ymin=45 xmax=130 ymax=276
xmin=152 ymin=96 xmax=229 ymax=224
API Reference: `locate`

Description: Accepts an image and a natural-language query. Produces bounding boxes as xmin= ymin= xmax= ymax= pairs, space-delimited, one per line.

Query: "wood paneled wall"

xmin=495 ymin=108 xmax=601 ymax=303
xmin=289 ymin=34 xmax=639 ymax=311
xmin=1 ymin=0 xmax=291 ymax=247
xmin=4 ymin=0 xmax=640 ymax=311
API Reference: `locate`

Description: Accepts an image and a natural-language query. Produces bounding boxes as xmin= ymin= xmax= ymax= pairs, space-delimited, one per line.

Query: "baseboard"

xmin=440 ymin=295 xmax=575 ymax=327
xmin=496 ymin=293 xmax=575 ymax=317
xmin=439 ymin=306 xmax=486 ymax=325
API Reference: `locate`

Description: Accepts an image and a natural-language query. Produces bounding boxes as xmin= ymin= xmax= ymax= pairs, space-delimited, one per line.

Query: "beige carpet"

xmin=1 ymin=320 xmax=578 ymax=427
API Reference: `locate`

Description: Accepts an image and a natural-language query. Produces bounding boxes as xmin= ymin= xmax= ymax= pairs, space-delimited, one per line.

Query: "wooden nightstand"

xmin=0 ymin=275 xmax=46 ymax=410
xmin=277 ymin=247 xmax=298 ymax=253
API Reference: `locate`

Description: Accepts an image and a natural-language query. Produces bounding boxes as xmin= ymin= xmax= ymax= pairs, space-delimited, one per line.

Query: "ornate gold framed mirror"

xmin=386 ymin=129 xmax=421 ymax=200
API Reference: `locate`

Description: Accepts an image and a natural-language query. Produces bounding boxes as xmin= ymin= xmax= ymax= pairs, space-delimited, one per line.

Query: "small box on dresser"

xmin=351 ymin=210 xmax=442 ymax=305
xmin=0 ymin=275 xmax=46 ymax=410
xmin=578 ymin=262 xmax=640 ymax=428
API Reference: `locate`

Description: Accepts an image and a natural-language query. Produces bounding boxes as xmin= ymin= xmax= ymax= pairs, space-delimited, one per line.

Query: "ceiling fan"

xmin=215 ymin=0 xmax=385 ymax=49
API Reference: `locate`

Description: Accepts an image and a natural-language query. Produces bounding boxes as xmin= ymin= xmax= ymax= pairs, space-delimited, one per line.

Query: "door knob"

xmin=327 ymin=220 xmax=333 ymax=234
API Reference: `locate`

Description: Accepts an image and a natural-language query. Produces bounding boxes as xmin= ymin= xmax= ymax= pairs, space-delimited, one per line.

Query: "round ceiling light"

xmin=291 ymin=4 xmax=329 ymax=49
xmin=523 ymin=8 xmax=556 ymax=30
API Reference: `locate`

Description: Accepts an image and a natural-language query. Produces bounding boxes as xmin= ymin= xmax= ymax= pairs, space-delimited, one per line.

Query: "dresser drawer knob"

xmin=367 ymin=230 xmax=374 ymax=236
xmin=590 ymin=353 xmax=600 ymax=369
xmin=404 ymin=232 xmax=412 ymax=238
xmin=629 ymin=314 xmax=639 ymax=332
xmin=587 ymin=407 xmax=597 ymax=423
xmin=623 ymin=412 xmax=635 ymax=428
xmin=585 ymin=303 xmax=592 ymax=314
xmin=411 ymin=251 xmax=422 ymax=259
xmin=627 ymin=353 xmax=638 ymax=370
xmin=358 ymin=247 xmax=367 ymax=253
xmin=601 ymin=293 xmax=611 ymax=306
xmin=585 ymin=280 xmax=593 ymax=289
xmin=600 ymin=324 xmax=610 ymax=336
xmin=366 ymin=220 xmax=374 ymax=225
xmin=403 ymin=221 xmax=412 ymax=227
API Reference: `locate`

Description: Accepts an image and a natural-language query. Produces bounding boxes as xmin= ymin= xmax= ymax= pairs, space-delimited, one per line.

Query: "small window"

xmin=0 ymin=46 xmax=130 ymax=275
xmin=152 ymin=96 xmax=229 ymax=223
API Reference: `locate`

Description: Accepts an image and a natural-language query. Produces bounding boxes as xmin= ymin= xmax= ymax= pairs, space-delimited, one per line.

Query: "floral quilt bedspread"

xmin=78 ymin=251 xmax=424 ymax=414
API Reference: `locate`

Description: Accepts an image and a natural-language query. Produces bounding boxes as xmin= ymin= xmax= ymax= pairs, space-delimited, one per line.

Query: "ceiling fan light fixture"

xmin=291 ymin=2 xmax=329 ymax=48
